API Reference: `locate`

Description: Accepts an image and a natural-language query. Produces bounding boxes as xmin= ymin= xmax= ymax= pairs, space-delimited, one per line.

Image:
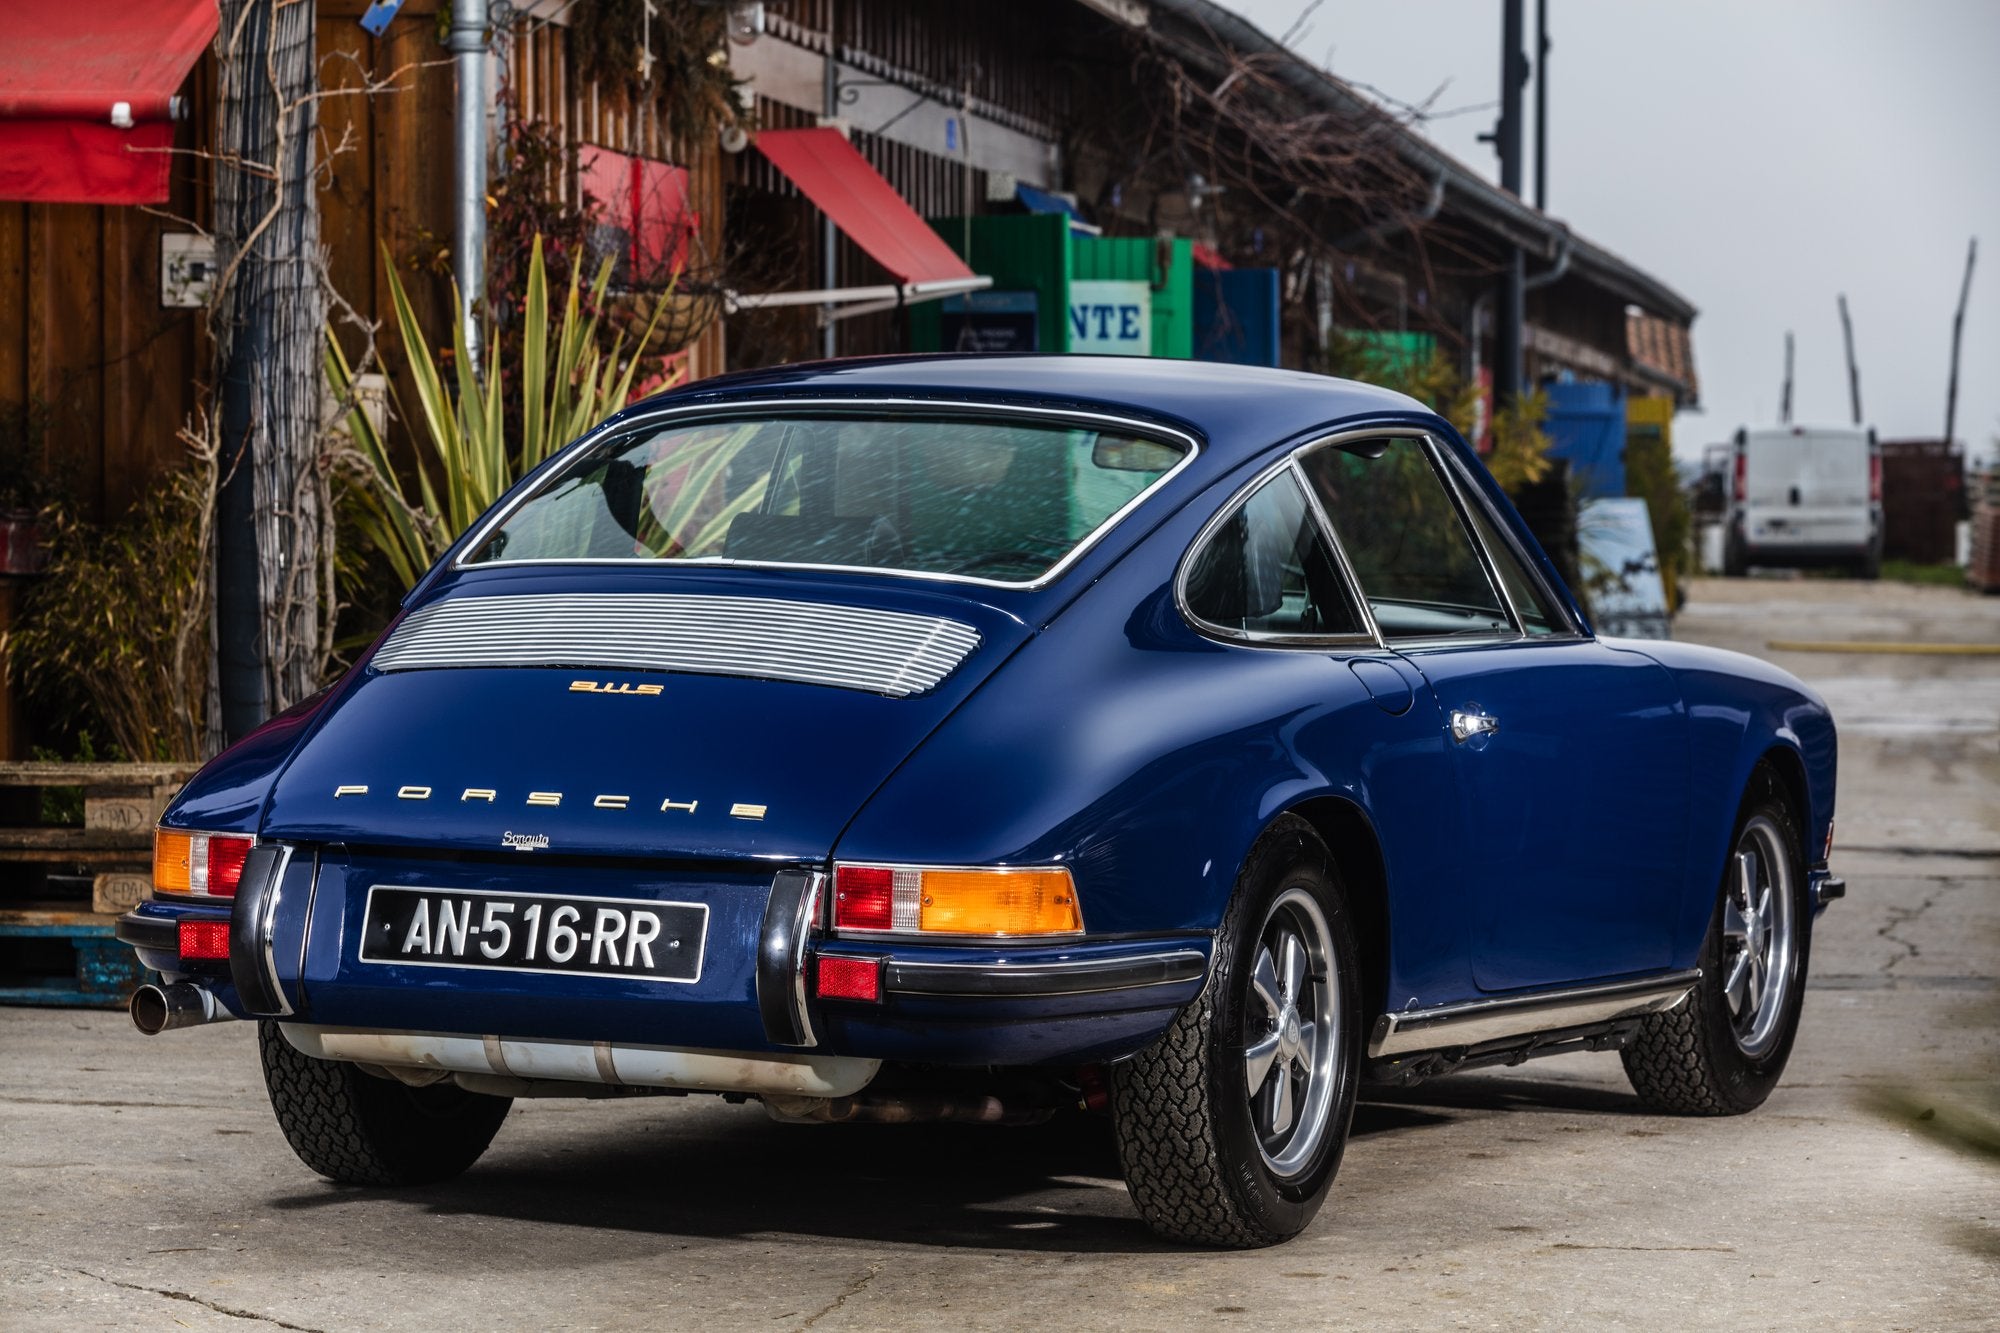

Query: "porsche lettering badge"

xmin=332 ymin=784 xmax=765 ymax=821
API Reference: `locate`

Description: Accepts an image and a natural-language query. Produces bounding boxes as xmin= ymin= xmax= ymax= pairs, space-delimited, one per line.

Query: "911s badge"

xmin=569 ymin=679 xmax=663 ymax=696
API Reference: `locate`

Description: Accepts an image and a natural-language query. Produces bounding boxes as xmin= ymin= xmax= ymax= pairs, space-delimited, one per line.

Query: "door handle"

xmin=1451 ymin=708 xmax=1500 ymax=744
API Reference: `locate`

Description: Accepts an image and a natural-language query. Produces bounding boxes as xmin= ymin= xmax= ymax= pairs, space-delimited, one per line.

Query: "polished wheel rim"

xmin=1722 ymin=814 xmax=1798 ymax=1058
xmin=1242 ymin=886 xmax=1340 ymax=1178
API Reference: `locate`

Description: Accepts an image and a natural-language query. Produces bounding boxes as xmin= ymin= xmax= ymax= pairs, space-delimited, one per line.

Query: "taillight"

xmin=832 ymin=863 xmax=1082 ymax=937
xmin=1733 ymin=450 xmax=1747 ymax=503
xmin=178 ymin=919 xmax=231 ymax=960
xmin=153 ymin=828 xmax=255 ymax=898
xmin=1869 ymin=453 xmax=1881 ymax=503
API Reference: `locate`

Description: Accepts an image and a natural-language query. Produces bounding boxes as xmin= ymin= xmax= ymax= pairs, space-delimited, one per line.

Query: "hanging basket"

xmin=605 ymin=286 xmax=723 ymax=358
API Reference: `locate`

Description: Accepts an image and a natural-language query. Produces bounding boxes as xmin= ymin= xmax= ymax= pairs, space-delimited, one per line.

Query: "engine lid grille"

xmin=371 ymin=593 xmax=982 ymax=697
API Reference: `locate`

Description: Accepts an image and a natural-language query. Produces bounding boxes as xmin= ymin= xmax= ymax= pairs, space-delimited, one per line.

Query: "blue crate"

xmin=0 ymin=911 xmax=151 ymax=1009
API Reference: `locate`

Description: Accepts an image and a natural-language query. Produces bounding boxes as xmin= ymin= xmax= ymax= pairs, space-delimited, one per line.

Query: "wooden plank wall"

xmin=504 ymin=16 xmax=729 ymax=382
xmin=0 ymin=63 xmax=214 ymax=526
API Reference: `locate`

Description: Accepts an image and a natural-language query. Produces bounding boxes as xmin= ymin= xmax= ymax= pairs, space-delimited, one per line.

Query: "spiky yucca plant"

xmin=328 ymin=235 xmax=670 ymax=589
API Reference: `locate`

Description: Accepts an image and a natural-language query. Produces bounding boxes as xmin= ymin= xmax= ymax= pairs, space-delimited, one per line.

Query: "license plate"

xmin=360 ymin=886 xmax=707 ymax=983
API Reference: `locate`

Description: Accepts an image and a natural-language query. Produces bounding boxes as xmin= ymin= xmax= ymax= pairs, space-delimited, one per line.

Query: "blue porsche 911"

xmin=120 ymin=355 xmax=1842 ymax=1247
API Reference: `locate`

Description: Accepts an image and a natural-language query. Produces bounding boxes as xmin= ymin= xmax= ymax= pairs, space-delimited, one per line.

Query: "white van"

xmin=1724 ymin=425 xmax=1882 ymax=577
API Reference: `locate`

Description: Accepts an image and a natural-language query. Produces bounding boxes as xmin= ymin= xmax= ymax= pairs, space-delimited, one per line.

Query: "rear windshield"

xmin=463 ymin=413 xmax=1191 ymax=583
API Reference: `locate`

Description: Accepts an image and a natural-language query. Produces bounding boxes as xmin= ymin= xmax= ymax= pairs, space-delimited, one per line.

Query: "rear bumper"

xmin=119 ymin=847 xmax=1212 ymax=1071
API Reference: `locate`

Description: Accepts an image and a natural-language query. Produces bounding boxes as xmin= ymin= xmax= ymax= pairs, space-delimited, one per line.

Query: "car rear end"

xmin=1729 ymin=425 xmax=1882 ymax=574
xmin=116 ymin=402 xmax=1211 ymax=1113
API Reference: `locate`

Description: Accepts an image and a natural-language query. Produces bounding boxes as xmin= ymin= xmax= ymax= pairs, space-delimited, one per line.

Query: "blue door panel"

xmin=1400 ymin=639 xmax=1689 ymax=991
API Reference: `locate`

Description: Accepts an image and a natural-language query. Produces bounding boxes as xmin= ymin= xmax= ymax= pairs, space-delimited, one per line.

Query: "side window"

xmin=1297 ymin=437 xmax=1511 ymax=640
xmin=1455 ymin=485 xmax=1569 ymax=635
xmin=1183 ymin=470 xmax=1365 ymax=639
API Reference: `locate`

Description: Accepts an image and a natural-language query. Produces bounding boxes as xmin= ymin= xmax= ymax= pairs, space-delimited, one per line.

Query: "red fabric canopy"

xmin=0 ymin=0 xmax=218 ymax=205
xmin=755 ymin=128 xmax=975 ymax=287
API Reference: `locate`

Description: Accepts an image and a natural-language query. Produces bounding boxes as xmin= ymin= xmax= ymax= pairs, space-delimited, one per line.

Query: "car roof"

xmin=617 ymin=354 xmax=1436 ymax=469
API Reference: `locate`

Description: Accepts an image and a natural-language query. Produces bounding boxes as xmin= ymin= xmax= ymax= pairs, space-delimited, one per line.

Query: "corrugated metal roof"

xmin=1133 ymin=0 xmax=1698 ymax=324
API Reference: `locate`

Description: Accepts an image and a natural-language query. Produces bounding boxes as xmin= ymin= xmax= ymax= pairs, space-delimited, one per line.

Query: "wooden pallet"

xmin=0 ymin=906 xmax=152 ymax=1008
xmin=0 ymin=761 xmax=193 ymax=911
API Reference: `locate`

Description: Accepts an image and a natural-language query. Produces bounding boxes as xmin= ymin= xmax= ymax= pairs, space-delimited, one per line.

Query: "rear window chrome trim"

xmin=452 ymin=397 xmax=1203 ymax=593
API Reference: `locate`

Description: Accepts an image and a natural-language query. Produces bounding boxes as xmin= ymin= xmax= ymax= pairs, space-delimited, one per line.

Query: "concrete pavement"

xmin=3 ymin=576 xmax=1995 ymax=1331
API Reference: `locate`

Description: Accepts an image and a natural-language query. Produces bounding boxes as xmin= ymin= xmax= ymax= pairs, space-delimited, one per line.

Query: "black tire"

xmin=1622 ymin=766 xmax=1811 ymax=1115
xmin=258 ymin=1021 xmax=512 ymax=1185
xmin=1858 ymin=545 xmax=1882 ymax=580
xmin=1109 ymin=815 xmax=1361 ymax=1247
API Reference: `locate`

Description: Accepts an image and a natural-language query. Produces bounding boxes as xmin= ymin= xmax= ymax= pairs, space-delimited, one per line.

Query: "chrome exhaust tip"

xmin=130 ymin=982 xmax=229 ymax=1035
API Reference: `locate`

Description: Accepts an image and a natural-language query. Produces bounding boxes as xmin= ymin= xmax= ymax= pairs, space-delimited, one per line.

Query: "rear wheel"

xmin=1110 ymin=816 xmax=1361 ymax=1247
xmin=258 ymin=1021 xmax=513 ymax=1185
xmin=1622 ymin=766 xmax=1810 ymax=1114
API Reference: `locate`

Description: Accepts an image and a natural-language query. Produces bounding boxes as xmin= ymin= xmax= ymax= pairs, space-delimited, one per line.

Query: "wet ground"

xmin=3 ymin=575 xmax=1996 ymax=1330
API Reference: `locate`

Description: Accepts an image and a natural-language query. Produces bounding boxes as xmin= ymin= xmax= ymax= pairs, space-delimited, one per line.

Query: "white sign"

xmin=1067 ymin=280 xmax=1152 ymax=355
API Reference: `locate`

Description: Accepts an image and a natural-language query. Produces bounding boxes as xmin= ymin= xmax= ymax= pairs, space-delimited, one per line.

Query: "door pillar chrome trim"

xmin=1369 ymin=969 xmax=1701 ymax=1059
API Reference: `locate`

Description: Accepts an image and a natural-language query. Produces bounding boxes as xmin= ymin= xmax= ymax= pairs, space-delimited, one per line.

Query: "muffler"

xmin=130 ymin=982 xmax=233 ymax=1035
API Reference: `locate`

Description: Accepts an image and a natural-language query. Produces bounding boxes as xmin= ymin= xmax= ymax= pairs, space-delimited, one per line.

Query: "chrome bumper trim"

xmin=757 ymin=870 xmax=825 ymax=1048
xmin=882 ymin=949 xmax=1207 ymax=998
xmin=279 ymin=1025 xmax=881 ymax=1098
xmin=228 ymin=844 xmax=296 ymax=1017
xmin=1369 ymin=969 xmax=1702 ymax=1059
xmin=1814 ymin=873 xmax=1847 ymax=908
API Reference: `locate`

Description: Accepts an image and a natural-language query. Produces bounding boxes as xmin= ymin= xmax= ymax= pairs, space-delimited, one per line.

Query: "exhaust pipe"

xmin=130 ymin=982 xmax=232 ymax=1035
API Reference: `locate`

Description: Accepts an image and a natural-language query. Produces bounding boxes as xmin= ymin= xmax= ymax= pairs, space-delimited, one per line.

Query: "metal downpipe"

xmin=448 ymin=0 xmax=489 ymax=367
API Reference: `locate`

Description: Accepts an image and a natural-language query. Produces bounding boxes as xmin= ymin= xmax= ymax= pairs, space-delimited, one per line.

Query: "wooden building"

xmin=1 ymin=0 xmax=1701 ymax=761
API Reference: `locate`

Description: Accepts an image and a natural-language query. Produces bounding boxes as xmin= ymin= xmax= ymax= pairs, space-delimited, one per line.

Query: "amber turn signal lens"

xmin=917 ymin=868 xmax=1081 ymax=936
xmin=154 ymin=829 xmax=194 ymax=895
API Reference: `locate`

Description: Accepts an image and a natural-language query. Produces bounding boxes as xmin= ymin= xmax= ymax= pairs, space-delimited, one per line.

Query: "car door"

xmin=1297 ymin=432 xmax=1689 ymax=993
xmin=1178 ymin=456 xmax=1474 ymax=1005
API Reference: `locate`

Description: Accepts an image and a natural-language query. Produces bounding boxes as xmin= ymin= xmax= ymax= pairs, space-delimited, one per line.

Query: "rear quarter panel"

xmin=1620 ymin=639 xmax=1837 ymax=961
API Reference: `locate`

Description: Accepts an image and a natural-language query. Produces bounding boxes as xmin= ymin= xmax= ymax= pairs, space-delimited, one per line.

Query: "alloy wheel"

xmin=1721 ymin=813 xmax=1799 ymax=1058
xmin=1242 ymin=886 xmax=1341 ymax=1178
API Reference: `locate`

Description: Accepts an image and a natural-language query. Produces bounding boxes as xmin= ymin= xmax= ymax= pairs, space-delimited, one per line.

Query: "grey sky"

xmin=1220 ymin=0 xmax=2000 ymax=466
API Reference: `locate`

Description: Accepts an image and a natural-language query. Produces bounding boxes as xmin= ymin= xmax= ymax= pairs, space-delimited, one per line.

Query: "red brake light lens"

xmin=178 ymin=919 xmax=231 ymax=960
xmin=1869 ymin=453 xmax=1882 ymax=503
xmin=832 ymin=865 xmax=894 ymax=931
xmin=1732 ymin=450 xmax=1747 ymax=502
xmin=815 ymin=955 xmax=883 ymax=1002
xmin=207 ymin=837 xmax=252 ymax=897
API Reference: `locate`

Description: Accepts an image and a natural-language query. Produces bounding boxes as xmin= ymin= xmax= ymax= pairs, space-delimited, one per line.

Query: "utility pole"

xmin=1486 ymin=0 xmax=1529 ymax=406
xmin=1838 ymin=294 xmax=1862 ymax=425
xmin=1534 ymin=0 xmax=1549 ymax=212
xmin=1945 ymin=237 xmax=1977 ymax=446
xmin=1780 ymin=330 xmax=1794 ymax=425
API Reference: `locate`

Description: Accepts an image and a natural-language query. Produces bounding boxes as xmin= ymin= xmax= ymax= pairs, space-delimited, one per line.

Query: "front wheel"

xmin=1622 ymin=766 xmax=1810 ymax=1114
xmin=1110 ymin=816 xmax=1361 ymax=1247
xmin=258 ymin=1021 xmax=513 ymax=1185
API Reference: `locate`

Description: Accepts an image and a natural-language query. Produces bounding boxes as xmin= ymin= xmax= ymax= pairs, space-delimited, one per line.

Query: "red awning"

xmin=0 ymin=0 xmax=218 ymax=205
xmin=754 ymin=128 xmax=976 ymax=288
